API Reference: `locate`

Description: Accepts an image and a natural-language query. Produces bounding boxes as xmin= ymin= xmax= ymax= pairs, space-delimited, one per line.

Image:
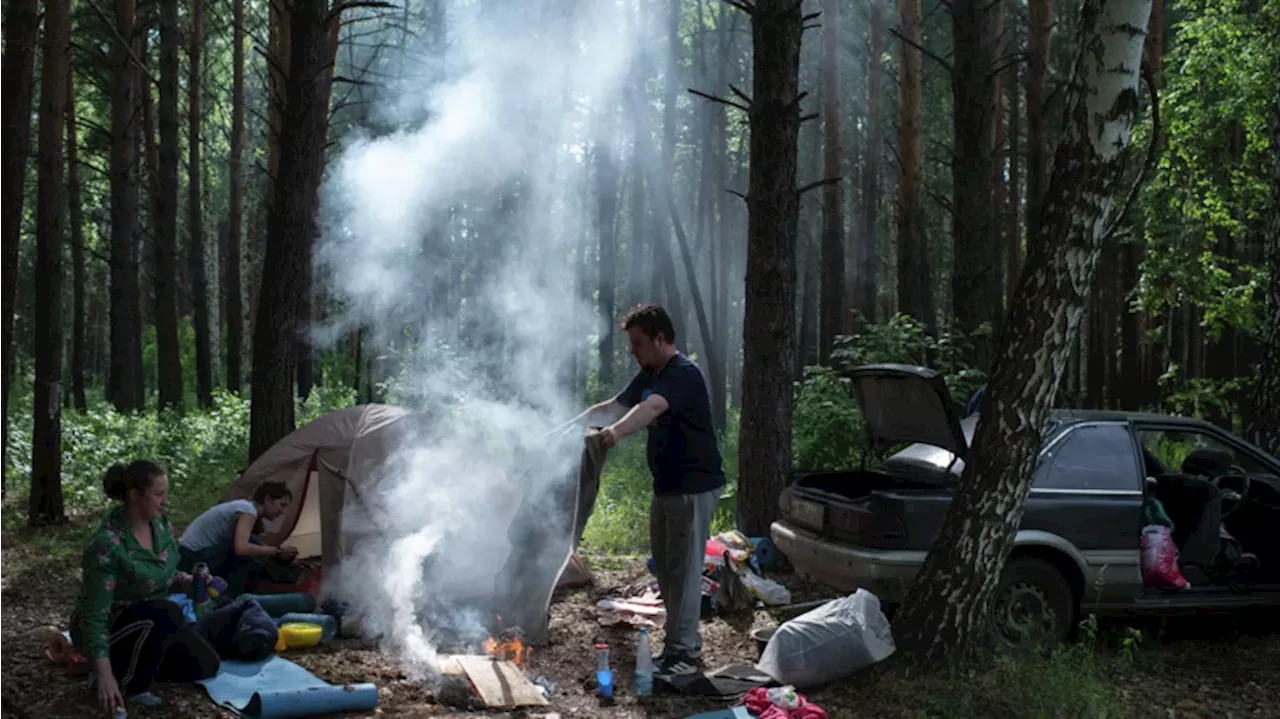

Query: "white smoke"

xmin=314 ymin=0 xmax=643 ymax=679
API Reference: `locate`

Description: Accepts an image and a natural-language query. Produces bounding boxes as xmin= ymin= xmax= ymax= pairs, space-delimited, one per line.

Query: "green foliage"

xmin=3 ymin=388 xmax=358 ymax=528
xmin=791 ymin=315 xmax=986 ymax=470
xmin=1156 ymin=364 xmax=1246 ymax=422
xmin=1137 ymin=0 xmax=1278 ymax=335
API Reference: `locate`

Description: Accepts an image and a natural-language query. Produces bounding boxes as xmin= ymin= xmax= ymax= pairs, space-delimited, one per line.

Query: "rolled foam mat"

xmin=197 ymin=655 xmax=378 ymax=719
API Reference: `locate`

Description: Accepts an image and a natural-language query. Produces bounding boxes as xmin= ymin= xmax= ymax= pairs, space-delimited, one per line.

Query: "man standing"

xmin=569 ymin=304 xmax=724 ymax=677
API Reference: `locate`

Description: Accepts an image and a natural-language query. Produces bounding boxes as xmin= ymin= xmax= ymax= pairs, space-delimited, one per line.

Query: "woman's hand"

xmin=94 ymin=660 xmax=123 ymax=714
xmin=171 ymin=571 xmax=193 ymax=588
xmin=276 ymin=545 xmax=299 ymax=562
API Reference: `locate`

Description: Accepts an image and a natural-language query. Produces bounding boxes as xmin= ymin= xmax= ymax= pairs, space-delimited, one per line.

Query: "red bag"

xmin=1140 ymin=525 xmax=1189 ymax=589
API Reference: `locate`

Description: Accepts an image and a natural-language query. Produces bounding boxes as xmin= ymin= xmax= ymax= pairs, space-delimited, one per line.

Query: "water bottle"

xmin=594 ymin=643 xmax=613 ymax=698
xmin=192 ymin=562 xmax=210 ymax=604
xmin=634 ymin=628 xmax=653 ymax=696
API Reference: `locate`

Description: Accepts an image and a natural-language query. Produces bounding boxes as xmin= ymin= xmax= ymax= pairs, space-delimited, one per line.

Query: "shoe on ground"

xmin=654 ymin=653 xmax=699 ymax=678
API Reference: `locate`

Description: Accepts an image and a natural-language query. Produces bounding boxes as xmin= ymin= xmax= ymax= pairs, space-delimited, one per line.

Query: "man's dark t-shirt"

xmin=616 ymin=353 xmax=726 ymax=496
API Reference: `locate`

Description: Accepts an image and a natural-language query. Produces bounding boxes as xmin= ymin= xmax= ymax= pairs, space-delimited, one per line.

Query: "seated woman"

xmin=71 ymin=460 xmax=221 ymax=715
xmin=178 ymin=481 xmax=298 ymax=596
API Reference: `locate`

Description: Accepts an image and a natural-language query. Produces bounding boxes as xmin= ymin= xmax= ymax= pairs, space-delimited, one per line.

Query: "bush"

xmin=3 ymin=387 xmax=358 ymax=528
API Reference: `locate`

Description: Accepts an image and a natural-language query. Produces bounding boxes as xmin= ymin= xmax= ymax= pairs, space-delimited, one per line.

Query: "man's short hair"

xmin=620 ymin=304 xmax=676 ymax=344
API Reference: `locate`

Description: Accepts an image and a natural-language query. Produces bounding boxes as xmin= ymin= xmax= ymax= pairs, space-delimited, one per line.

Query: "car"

xmin=771 ymin=363 xmax=1280 ymax=644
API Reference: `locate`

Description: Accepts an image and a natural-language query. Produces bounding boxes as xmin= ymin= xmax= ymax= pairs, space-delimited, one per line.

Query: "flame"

xmin=482 ymin=635 xmax=531 ymax=668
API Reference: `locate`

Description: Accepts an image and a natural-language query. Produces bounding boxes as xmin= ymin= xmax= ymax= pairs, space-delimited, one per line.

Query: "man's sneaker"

xmin=654 ymin=652 xmax=699 ymax=677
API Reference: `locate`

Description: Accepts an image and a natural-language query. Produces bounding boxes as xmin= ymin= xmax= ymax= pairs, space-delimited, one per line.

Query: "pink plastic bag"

xmin=1140 ymin=525 xmax=1189 ymax=589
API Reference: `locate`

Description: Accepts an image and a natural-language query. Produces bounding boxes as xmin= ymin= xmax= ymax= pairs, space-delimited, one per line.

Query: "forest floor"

xmin=4 ymin=517 xmax=1280 ymax=719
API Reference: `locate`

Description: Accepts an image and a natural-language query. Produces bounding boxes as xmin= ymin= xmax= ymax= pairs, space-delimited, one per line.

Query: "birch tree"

xmin=893 ymin=0 xmax=1156 ymax=663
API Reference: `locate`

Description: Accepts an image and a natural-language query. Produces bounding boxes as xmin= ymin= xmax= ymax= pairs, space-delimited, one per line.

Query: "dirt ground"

xmin=4 ymin=526 xmax=1280 ymax=719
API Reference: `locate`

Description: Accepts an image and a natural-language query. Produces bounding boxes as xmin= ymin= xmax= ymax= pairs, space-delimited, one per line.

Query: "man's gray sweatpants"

xmin=651 ymin=487 xmax=719 ymax=657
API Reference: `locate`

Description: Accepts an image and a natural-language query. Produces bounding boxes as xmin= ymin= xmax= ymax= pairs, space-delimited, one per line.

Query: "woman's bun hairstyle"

xmin=103 ymin=460 xmax=165 ymax=502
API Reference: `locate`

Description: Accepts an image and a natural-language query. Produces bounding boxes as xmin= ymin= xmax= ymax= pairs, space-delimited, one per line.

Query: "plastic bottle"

xmin=634 ymin=628 xmax=653 ymax=696
xmin=594 ymin=643 xmax=613 ymax=699
xmin=191 ymin=562 xmax=210 ymax=604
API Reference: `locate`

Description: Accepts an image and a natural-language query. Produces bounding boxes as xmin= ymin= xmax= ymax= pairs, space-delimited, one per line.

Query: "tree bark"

xmin=66 ymin=62 xmax=88 ymax=412
xmin=249 ymin=0 xmax=332 ymax=462
xmin=1248 ymin=86 xmax=1280 ymax=454
xmin=737 ymin=0 xmax=802 ymax=537
xmin=895 ymin=0 xmax=933 ymax=330
xmin=817 ymin=0 xmax=845 ymax=361
xmin=188 ymin=0 xmax=213 ymax=408
xmin=596 ymin=135 xmax=620 ymax=389
xmin=155 ymin=0 xmax=184 ymax=411
xmin=1025 ymin=0 xmax=1051 ymax=256
xmin=855 ymin=0 xmax=884 ymax=325
xmin=108 ymin=0 xmax=143 ymax=412
xmin=1006 ymin=13 xmax=1022 ymax=304
xmin=951 ymin=0 xmax=1002 ymax=365
xmin=2 ymin=0 xmax=40 ymax=480
xmin=893 ymin=0 xmax=1154 ymax=664
xmin=226 ymin=0 xmax=246 ymax=395
xmin=31 ymin=0 xmax=71 ymax=526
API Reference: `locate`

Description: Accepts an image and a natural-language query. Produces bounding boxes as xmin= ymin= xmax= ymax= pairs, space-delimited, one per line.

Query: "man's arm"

xmin=603 ymin=394 xmax=670 ymax=445
xmin=562 ymin=398 xmax=627 ymax=430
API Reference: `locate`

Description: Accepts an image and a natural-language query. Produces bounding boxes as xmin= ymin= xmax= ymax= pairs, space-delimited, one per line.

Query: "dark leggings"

xmin=108 ymin=600 xmax=220 ymax=695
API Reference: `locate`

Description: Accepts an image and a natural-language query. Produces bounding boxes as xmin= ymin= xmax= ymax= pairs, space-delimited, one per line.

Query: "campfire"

xmin=482 ymin=633 xmax=530 ymax=667
xmin=435 ymin=623 xmax=550 ymax=710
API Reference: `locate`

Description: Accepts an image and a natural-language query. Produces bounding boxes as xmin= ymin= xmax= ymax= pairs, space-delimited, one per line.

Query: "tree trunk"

xmin=108 ymin=0 xmax=143 ymax=412
xmin=188 ymin=0 xmax=212 ymax=408
xmin=31 ymin=0 xmax=71 ymax=526
xmin=817 ymin=0 xmax=845 ymax=361
xmin=1025 ymin=0 xmax=1051 ymax=256
xmin=2 ymin=0 xmax=40 ymax=479
xmin=66 ymin=61 xmax=88 ymax=412
xmin=893 ymin=0 xmax=1154 ymax=663
xmin=1006 ymin=17 xmax=1022 ymax=304
xmin=896 ymin=0 xmax=932 ymax=330
xmin=1249 ymin=86 xmax=1280 ymax=453
xmin=249 ymin=0 xmax=331 ymax=462
xmin=951 ymin=0 xmax=1002 ymax=366
xmin=628 ymin=140 xmax=648 ymax=310
xmin=226 ymin=0 xmax=245 ymax=395
xmin=856 ymin=0 xmax=884 ymax=325
xmin=155 ymin=0 xmax=184 ymax=411
xmin=596 ymin=135 xmax=620 ymax=389
xmin=737 ymin=0 xmax=802 ymax=537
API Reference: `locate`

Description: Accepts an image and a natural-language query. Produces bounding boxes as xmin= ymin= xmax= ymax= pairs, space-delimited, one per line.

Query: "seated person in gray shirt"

xmin=178 ymin=481 xmax=298 ymax=596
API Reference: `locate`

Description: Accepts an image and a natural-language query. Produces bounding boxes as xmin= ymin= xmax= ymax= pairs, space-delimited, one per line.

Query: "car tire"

xmin=990 ymin=556 xmax=1076 ymax=648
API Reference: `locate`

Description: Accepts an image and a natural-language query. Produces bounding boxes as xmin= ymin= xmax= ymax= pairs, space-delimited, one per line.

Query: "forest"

xmin=2 ymin=0 xmax=1279 ymax=715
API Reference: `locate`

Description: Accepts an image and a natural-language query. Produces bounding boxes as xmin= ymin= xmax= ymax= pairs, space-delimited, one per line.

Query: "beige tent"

xmin=220 ymin=404 xmax=424 ymax=572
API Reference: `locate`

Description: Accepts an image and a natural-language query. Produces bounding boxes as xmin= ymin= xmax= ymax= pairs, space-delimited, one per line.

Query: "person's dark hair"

xmin=252 ymin=480 xmax=292 ymax=504
xmin=620 ymin=304 xmax=676 ymax=344
xmin=103 ymin=460 xmax=166 ymax=502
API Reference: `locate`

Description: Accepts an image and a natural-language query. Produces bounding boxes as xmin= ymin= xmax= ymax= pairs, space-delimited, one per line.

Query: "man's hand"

xmin=598 ymin=426 xmax=619 ymax=449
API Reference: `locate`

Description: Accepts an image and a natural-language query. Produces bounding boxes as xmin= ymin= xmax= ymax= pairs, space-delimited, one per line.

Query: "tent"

xmin=220 ymin=404 xmax=598 ymax=645
xmin=220 ymin=404 xmax=425 ymax=571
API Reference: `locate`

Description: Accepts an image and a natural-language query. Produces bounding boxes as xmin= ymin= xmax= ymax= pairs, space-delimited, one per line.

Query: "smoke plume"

xmin=314 ymin=0 xmax=642 ymax=679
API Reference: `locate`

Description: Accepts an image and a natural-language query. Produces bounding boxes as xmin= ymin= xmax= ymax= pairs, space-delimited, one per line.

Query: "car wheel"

xmin=990 ymin=557 xmax=1075 ymax=648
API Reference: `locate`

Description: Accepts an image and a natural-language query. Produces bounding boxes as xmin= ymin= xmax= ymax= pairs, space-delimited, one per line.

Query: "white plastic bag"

xmin=755 ymin=589 xmax=895 ymax=688
xmin=739 ymin=571 xmax=792 ymax=606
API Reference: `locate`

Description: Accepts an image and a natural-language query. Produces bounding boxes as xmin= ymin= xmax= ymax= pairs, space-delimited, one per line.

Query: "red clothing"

xmin=742 ymin=687 xmax=828 ymax=719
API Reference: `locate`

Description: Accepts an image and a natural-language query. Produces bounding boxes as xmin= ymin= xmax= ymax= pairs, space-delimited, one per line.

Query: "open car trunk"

xmin=781 ymin=364 xmax=967 ymax=550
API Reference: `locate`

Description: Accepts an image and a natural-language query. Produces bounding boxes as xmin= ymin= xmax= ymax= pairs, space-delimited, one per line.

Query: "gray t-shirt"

xmin=179 ymin=499 xmax=257 ymax=553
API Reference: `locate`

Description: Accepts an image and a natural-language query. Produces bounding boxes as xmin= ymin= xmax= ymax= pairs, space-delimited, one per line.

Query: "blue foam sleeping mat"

xmin=197 ymin=655 xmax=378 ymax=719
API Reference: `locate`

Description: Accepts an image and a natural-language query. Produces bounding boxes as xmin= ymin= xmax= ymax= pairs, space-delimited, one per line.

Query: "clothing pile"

xmin=701 ymin=532 xmax=791 ymax=612
xmin=741 ymin=686 xmax=828 ymax=719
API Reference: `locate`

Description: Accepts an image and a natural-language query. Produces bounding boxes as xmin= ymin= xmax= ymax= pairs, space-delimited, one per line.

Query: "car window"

xmin=1136 ymin=427 xmax=1268 ymax=475
xmin=1034 ymin=424 xmax=1141 ymax=492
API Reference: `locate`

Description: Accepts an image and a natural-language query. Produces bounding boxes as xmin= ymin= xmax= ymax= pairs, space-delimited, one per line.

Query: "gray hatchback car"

xmin=772 ymin=364 xmax=1280 ymax=643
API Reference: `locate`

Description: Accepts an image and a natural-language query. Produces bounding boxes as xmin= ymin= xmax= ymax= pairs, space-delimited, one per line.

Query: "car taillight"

xmin=827 ymin=501 xmax=907 ymax=548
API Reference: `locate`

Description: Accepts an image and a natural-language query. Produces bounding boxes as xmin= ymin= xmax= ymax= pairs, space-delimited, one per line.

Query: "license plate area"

xmin=791 ymin=498 xmax=825 ymax=531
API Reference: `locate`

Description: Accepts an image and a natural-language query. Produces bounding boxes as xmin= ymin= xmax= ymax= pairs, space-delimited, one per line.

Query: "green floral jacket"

xmin=70 ymin=506 xmax=181 ymax=659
